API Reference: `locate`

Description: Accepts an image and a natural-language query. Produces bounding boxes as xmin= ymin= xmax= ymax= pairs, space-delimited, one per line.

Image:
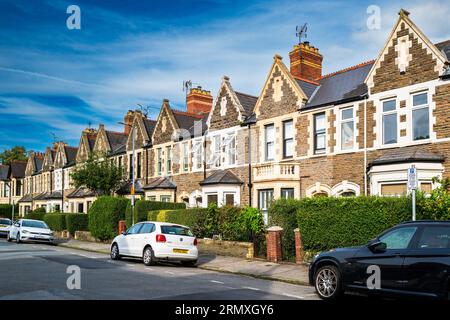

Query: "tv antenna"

xmin=50 ymin=132 xmax=59 ymax=143
xmin=296 ymin=23 xmax=308 ymax=45
xmin=137 ymin=103 xmax=150 ymax=117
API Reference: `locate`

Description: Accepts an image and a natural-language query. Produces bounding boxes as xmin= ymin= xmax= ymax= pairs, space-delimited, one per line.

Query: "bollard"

xmin=118 ymin=220 xmax=126 ymax=235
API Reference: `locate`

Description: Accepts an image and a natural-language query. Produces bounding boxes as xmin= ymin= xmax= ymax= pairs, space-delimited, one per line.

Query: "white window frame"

xmin=182 ymin=142 xmax=189 ymax=172
xmin=282 ymin=119 xmax=294 ymax=159
xmin=213 ymin=135 xmax=221 ymax=167
xmin=264 ymin=124 xmax=275 ymax=161
xmin=314 ymin=113 xmax=326 ymax=154
xmin=156 ymin=148 xmax=162 ymax=176
xmin=192 ymin=139 xmax=203 ymax=170
xmin=381 ymin=98 xmax=398 ymax=146
xmin=411 ymin=91 xmax=430 ymax=142
xmin=225 ymin=133 xmax=236 ymax=166
xmin=339 ymin=106 xmax=355 ymax=151
xmin=166 ymin=146 xmax=172 ymax=175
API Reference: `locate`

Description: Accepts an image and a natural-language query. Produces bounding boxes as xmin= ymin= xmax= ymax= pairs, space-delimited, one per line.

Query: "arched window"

xmin=306 ymin=183 xmax=331 ymax=197
xmin=331 ymin=181 xmax=360 ymax=197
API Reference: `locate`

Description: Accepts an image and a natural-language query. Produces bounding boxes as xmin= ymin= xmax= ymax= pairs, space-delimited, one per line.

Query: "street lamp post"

xmin=119 ymin=121 xmax=136 ymax=226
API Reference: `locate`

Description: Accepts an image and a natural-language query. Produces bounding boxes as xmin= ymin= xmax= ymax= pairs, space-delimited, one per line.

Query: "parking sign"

xmin=408 ymin=166 xmax=417 ymax=190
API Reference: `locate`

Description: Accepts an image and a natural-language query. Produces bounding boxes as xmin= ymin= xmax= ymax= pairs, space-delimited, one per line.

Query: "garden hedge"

xmin=66 ymin=213 xmax=89 ymax=235
xmin=148 ymin=205 xmax=265 ymax=243
xmin=268 ymin=198 xmax=301 ymax=261
xmin=43 ymin=213 xmax=67 ymax=231
xmin=0 ymin=204 xmax=19 ymax=219
xmin=125 ymin=200 xmax=185 ymax=228
xmin=26 ymin=207 xmax=46 ymax=221
xmin=88 ymin=196 xmax=129 ymax=240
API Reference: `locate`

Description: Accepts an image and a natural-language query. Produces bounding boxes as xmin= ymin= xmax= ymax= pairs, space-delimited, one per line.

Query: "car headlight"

xmin=49 ymin=232 xmax=54 ymax=236
xmin=22 ymin=230 xmax=29 ymax=234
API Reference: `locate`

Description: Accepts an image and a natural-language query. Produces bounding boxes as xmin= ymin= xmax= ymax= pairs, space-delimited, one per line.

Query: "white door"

xmin=132 ymin=223 xmax=155 ymax=257
xmin=11 ymin=221 xmax=20 ymax=239
xmin=121 ymin=224 xmax=142 ymax=256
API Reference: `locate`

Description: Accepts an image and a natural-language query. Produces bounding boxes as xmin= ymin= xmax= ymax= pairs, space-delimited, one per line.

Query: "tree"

xmin=0 ymin=146 xmax=28 ymax=165
xmin=70 ymin=153 xmax=125 ymax=196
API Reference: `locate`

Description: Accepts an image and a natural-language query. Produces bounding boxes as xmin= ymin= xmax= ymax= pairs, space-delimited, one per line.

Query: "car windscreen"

xmin=22 ymin=220 xmax=49 ymax=229
xmin=0 ymin=219 xmax=11 ymax=225
xmin=160 ymin=225 xmax=193 ymax=237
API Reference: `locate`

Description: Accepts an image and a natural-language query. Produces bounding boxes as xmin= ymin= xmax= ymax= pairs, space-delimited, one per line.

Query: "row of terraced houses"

xmin=1 ymin=10 xmax=450 ymax=221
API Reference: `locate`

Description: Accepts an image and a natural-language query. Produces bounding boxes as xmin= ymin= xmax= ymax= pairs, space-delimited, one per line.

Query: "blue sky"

xmin=0 ymin=0 xmax=449 ymax=152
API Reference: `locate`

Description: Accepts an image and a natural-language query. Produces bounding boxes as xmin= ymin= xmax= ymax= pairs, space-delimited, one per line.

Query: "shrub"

xmin=66 ymin=213 xmax=89 ymax=235
xmin=295 ymin=196 xmax=415 ymax=252
xmin=268 ymin=198 xmax=301 ymax=260
xmin=44 ymin=213 xmax=67 ymax=231
xmin=149 ymin=205 xmax=265 ymax=242
xmin=0 ymin=204 xmax=19 ymax=219
xmin=88 ymin=196 xmax=129 ymax=241
xmin=26 ymin=207 xmax=46 ymax=221
xmin=125 ymin=200 xmax=185 ymax=228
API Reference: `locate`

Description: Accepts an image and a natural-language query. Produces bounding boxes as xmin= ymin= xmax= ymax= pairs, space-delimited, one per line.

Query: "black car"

xmin=309 ymin=220 xmax=450 ymax=300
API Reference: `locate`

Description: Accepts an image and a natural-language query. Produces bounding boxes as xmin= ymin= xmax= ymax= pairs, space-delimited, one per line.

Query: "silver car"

xmin=0 ymin=218 xmax=12 ymax=237
xmin=7 ymin=219 xmax=54 ymax=244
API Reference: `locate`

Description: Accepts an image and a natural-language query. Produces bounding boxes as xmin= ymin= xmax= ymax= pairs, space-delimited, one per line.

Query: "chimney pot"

xmin=186 ymin=86 xmax=213 ymax=115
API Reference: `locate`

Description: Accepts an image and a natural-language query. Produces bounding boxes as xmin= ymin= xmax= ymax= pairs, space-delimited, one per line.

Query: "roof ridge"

xmin=293 ymin=76 xmax=320 ymax=85
xmin=321 ymin=60 xmax=375 ymax=80
xmin=234 ymin=91 xmax=258 ymax=99
xmin=435 ymin=39 xmax=450 ymax=46
xmin=106 ymin=130 xmax=128 ymax=136
xmin=172 ymin=109 xmax=204 ymax=119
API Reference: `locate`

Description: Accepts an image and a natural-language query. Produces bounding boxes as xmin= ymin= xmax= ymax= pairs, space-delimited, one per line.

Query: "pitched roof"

xmin=143 ymin=177 xmax=177 ymax=190
xmin=10 ymin=161 xmax=27 ymax=178
xmin=117 ymin=180 xmax=145 ymax=195
xmin=172 ymin=110 xmax=204 ymax=130
xmin=18 ymin=194 xmax=33 ymax=203
xmin=143 ymin=118 xmax=157 ymax=138
xmin=435 ymin=40 xmax=450 ymax=60
xmin=105 ymin=131 xmax=128 ymax=154
xmin=33 ymin=156 xmax=43 ymax=174
xmin=64 ymin=146 xmax=78 ymax=166
xmin=199 ymin=170 xmax=243 ymax=186
xmin=301 ymin=61 xmax=374 ymax=110
xmin=370 ymin=146 xmax=445 ymax=166
xmin=87 ymin=135 xmax=96 ymax=151
xmin=67 ymin=187 xmax=97 ymax=199
xmin=34 ymin=191 xmax=63 ymax=200
xmin=0 ymin=165 xmax=9 ymax=181
xmin=295 ymin=79 xmax=320 ymax=99
xmin=234 ymin=91 xmax=258 ymax=116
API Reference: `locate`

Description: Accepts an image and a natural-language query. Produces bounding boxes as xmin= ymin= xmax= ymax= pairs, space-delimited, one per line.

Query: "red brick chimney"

xmin=289 ymin=41 xmax=323 ymax=81
xmin=186 ymin=86 xmax=213 ymax=115
xmin=123 ymin=110 xmax=134 ymax=135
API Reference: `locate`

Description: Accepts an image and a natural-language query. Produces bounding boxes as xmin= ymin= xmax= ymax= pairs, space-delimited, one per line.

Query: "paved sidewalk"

xmin=56 ymin=239 xmax=310 ymax=286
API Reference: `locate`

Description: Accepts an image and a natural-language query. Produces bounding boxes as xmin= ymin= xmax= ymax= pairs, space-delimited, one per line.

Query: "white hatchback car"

xmin=0 ymin=218 xmax=12 ymax=237
xmin=7 ymin=219 xmax=54 ymax=244
xmin=111 ymin=221 xmax=198 ymax=267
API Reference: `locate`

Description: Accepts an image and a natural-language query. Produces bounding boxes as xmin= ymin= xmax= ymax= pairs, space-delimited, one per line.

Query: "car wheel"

xmin=314 ymin=265 xmax=342 ymax=300
xmin=110 ymin=243 xmax=121 ymax=260
xmin=181 ymin=260 xmax=197 ymax=268
xmin=143 ymin=246 xmax=155 ymax=266
xmin=15 ymin=232 xmax=21 ymax=244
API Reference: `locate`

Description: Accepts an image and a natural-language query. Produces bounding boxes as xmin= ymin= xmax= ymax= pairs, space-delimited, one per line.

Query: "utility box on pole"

xmin=407 ymin=166 xmax=418 ymax=221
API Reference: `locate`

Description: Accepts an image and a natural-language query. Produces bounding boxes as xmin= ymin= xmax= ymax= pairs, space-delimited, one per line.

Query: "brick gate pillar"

xmin=266 ymin=226 xmax=283 ymax=263
xmin=118 ymin=220 xmax=126 ymax=235
xmin=294 ymin=228 xmax=303 ymax=264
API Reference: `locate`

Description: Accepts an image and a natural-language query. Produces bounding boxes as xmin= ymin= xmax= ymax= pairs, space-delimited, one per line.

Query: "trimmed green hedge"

xmin=148 ymin=205 xmax=265 ymax=242
xmin=88 ymin=196 xmax=129 ymax=241
xmin=26 ymin=207 xmax=46 ymax=221
xmin=66 ymin=213 xmax=89 ymax=235
xmin=44 ymin=213 xmax=67 ymax=231
xmin=125 ymin=200 xmax=185 ymax=228
xmin=268 ymin=198 xmax=301 ymax=260
xmin=0 ymin=204 xmax=19 ymax=219
xmin=296 ymin=196 xmax=415 ymax=252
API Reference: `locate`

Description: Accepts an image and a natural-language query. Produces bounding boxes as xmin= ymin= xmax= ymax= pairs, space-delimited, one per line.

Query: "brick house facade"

xmin=5 ymin=9 xmax=450 ymax=221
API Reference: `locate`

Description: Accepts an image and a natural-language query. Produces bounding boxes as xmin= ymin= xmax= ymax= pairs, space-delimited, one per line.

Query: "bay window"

xmin=412 ymin=92 xmax=429 ymax=141
xmin=382 ymin=99 xmax=397 ymax=145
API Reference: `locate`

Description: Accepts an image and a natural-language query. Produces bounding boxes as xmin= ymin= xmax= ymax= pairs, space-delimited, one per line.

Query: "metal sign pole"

xmin=412 ymin=188 xmax=416 ymax=221
xmin=408 ymin=165 xmax=417 ymax=221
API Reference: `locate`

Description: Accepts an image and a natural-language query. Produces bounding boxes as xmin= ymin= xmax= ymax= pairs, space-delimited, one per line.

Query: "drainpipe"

xmin=247 ymin=124 xmax=253 ymax=207
xmin=203 ymin=135 xmax=207 ymax=180
xmin=61 ymin=168 xmax=65 ymax=213
xmin=364 ymin=96 xmax=368 ymax=196
xmin=145 ymin=147 xmax=149 ymax=185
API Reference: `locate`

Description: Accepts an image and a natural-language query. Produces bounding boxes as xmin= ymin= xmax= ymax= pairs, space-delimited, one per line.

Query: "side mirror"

xmin=368 ymin=240 xmax=387 ymax=253
xmin=14 ymin=223 xmax=20 ymax=227
xmin=121 ymin=231 xmax=127 ymax=236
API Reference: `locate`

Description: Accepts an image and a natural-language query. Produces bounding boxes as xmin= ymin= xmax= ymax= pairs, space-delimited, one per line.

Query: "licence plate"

xmin=173 ymin=249 xmax=188 ymax=254
xmin=35 ymin=235 xmax=45 ymax=239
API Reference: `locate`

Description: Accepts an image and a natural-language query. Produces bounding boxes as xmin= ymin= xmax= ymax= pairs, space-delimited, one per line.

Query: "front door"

xmin=258 ymin=189 xmax=273 ymax=224
xmin=347 ymin=226 xmax=418 ymax=293
xmin=402 ymin=225 xmax=450 ymax=298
